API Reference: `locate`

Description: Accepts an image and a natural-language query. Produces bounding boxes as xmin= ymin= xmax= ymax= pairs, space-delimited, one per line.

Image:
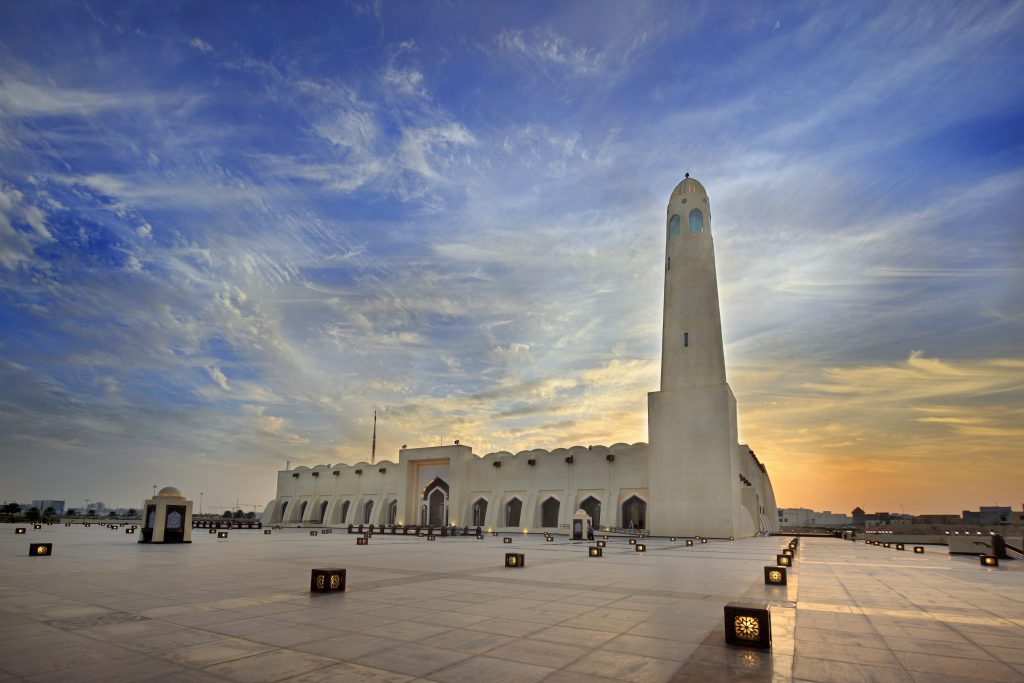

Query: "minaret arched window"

xmin=688 ymin=209 xmax=704 ymax=233
xmin=668 ymin=214 xmax=681 ymax=238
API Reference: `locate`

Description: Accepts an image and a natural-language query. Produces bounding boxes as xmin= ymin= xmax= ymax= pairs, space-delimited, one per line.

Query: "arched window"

xmin=278 ymin=501 xmax=288 ymax=523
xmin=540 ymin=497 xmax=560 ymax=528
xmin=505 ymin=498 xmax=522 ymax=527
xmin=668 ymin=214 xmax=681 ymax=238
xmin=621 ymin=496 xmax=646 ymax=530
xmin=580 ymin=496 xmax=601 ymax=528
xmin=362 ymin=500 xmax=374 ymax=524
xmin=688 ymin=209 xmax=704 ymax=233
xmin=317 ymin=500 xmax=328 ymax=524
xmin=297 ymin=501 xmax=307 ymax=522
xmin=386 ymin=500 xmax=397 ymax=525
xmin=428 ymin=488 xmax=447 ymax=526
xmin=472 ymin=498 xmax=488 ymax=527
xmin=339 ymin=500 xmax=350 ymax=524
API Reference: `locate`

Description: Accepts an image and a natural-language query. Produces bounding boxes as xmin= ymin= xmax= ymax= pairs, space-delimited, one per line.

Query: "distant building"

xmin=778 ymin=508 xmax=852 ymax=527
xmin=913 ymin=514 xmax=961 ymax=525
xmin=32 ymin=500 xmax=65 ymax=515
xmin=962 ymin=506 xmax=1012 ymax=526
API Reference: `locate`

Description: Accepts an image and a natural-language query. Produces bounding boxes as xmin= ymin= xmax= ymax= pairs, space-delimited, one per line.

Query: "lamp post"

xmin=200 ymin=492 xmax=203 ymax=515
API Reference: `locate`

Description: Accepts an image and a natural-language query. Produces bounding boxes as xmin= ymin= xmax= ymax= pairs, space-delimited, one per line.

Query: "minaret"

xmin=647 ymin=174 xmax=741 ymax=537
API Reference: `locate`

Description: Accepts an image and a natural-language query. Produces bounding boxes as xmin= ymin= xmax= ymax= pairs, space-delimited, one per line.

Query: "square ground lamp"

xmin=356 ymin=537 xmax=368 ymax=545
xmin=764 ymin=566 xmax=787 ymax=585
xmin=217 ymin=531 xmax=228 ymax=539
xmin=125 ymin=528 xmax=135 ymax=534
xmin=492 ymin=531 xmax=498 ymax=537
xmin=701 ymin=538 xmax=708 ymax=544
xmin=208 ymin=529 xmax=216 ymax=534
xmin=33 ymin=524 xmax=42 ymax=530
xmin=309 ymin=531 xmax=318 ymax=536
xmin=781 ymin=549 xmax=793 ymax=557
xmin=914 ymin=546 xmax=925 ymax=553
xmin=264 ymin=530 xmax=272 ymax=535
xmin=589 ymin=546 xmax=602 ymax=557
xmin=427 ymin=535 xmax=436 ymax=541
xmin=776 ymin=554 xmax=792 ymax=567
xmin=310 ymin=568 xmax=346 ymax=593
xmin=724 ymin=603 xmax=771 ymax=649
xmin=476 ymin=533 xmax=484 ymax=539
xmin=883 ymin=542 xmax=891 ymax=548
xmin=670 ymin=537 xmax=677 ymax=542
xmin=546 ymin=536 xmax=554 ymax=542
xmin=635 ymin=543 xmax=646 ymax=552
xmin=15 ymin=528 xmax=26 ymax=535
xmin=629 ymin=539 xmax=637 ymax=545
xmin=686 ymin=539 xmax=694 ymax=546
xmin=980 ymin=555 xmax=999 ymax=567
xmin=30 ymin=543 xmax=52 ymax=556
xmin=503 ymin=537 xmax=512 ymax=544
xmin=596 ymin=540 xmax=606 ymax=548
xmin=895 ymin=543 xmax=905 ymax=550
xmin=505 ymin=552 xmax=525 ymax=568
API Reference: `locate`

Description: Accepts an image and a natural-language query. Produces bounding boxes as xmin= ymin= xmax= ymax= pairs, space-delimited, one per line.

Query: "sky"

xmin=1 ymin=1 xmax=1022 ymax=515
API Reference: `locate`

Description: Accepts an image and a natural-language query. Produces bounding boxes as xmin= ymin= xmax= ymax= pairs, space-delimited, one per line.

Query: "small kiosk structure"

xmin=572 ymin=509 xmax=593 ymax=540
xmin=140 ymin=486 xmax=193 ymax=544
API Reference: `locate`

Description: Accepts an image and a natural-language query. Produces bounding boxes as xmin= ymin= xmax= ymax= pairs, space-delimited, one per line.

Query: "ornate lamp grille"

xmin=735 ymin=615 xmax=760 ymax=641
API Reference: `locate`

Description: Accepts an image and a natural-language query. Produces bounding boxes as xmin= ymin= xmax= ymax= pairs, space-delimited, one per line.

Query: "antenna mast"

xmin=371 ymin=410 xmax=377 ymax=465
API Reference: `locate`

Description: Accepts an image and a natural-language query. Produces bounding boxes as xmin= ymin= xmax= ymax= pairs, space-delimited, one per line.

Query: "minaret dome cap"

xmin=670 ymin=174 xmax=707 ymax=198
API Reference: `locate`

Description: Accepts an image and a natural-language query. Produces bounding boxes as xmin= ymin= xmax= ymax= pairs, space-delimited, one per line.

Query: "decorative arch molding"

xmin=466 ymin=496 xmax=489 ymax=528
xmin=620 ymin=494 xmax=647 ymax=530
xmin=338 ymin=499 xmax=351 ymax=524
xmin=503 ymin=496 xmax=524 ymax=528
xmin=313 ymin=498 xmax=330 ymax=524
xmin=577 ymin=494 xmax=602 ymax=529
xmin=539 ymin=496 xmax=561 ymax=528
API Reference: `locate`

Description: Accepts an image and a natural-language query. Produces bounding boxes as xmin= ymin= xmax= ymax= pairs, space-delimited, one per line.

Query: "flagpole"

xmin=371 ymin=410 xmax=377 ymax=465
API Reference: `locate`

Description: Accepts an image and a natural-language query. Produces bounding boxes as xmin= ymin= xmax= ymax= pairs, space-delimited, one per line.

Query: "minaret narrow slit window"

xmin=688 ymin=209 xmax=704 ymax=232
xmin=684 ymin=332 xmax=689 ymax=347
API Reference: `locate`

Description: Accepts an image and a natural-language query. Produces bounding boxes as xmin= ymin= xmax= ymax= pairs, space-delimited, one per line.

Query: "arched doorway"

xmin=339 ymin=500 xmax=350 ymax=524
xmin=386 ymin=500 xmax=397 ymax=525
xmin=505 ymin=498 xmax=522 ymax=527
xmin=472 ymin=498 xmax=487 ymax=527
xmin=296 ymin=501 xmax=307 ymax=523
xmin=541 ymin=497 xmax=560 ymax=528
xmin=279 ymin=501 xmax=288 ymax=523
xmin=621 ymin=496 xmax=646 ymax=530
xmin=317 ymin=500 xmax=328 ymax=524
xmin=362 ymin=500 xmax=374 ymax=524
xmin=422 ymin=477 xmax=449 ymax=527
xmin=580 ymin=496 xmax=601 ymax=528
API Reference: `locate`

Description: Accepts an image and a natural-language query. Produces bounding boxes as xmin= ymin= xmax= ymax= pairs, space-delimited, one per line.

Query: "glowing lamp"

xmin=776 ymin=554 xmax=791 ymax=567
xmin=503 ymin=537 xmax=512 ymax=544
xmin=730 ymin=536 xmax=734 ymax=541
xmin=589 ymin=546 xmax=602 ymax=557
xmin=701 ymin=538 xmax=708 ymax=544
xmin=764 ymin=566 xmax=787 ymax=585
xmin=125 ymin=528 xmax=135 ymax=534
xmin=629 ymin=539 xmax=636 ymax=545
xmin=670 ymin=537 xmax=677 ymax=542
xmin=782 ymin=549 xmax=793 ymax=557
xmin=427 ymin=535 xmax=436 ymax=541
xmin=895 ymin=543 xmax=904 ymax=550
xmin=310 ymin=531 xmax=318 ymax=536
xmin=980 ymin=555 xmax=998 ymax=567
xmin=546 ymin=536 xmax=554 ymax=542
xmin=724 ymin=603 xmax=771 ymax=649
xmin=639 ymin=534 xmax=645 ymax=539
xmin=635 ymin=543 xmax=646 ymax=552
xmin=883 ymin=542 xmax=890 ymax=548
xmin=264 ymin=529 xmax=271 ymax=535
xmin=913 ymin=546 xmax=924 ymax=553
xmin=30 ymin=543 xmax=52 ymax=556
xmin=686 ymin=539 xmax=693 ymax=547
xmin=33 ymin=524 xmax=42 ymax=530
xmin=356 ymin=537 xmax=368 ymax=545
xmin=596 ymin=540 xmax=606 ymax=548
xmin=15 ymin=528 xmax=26 ymax=535
xmin=505 ymin=552 xmax=525 ymax=568
xmin=310 ymin=567 xmax=346 ymax=593
xmin=217 ymin=531 xmax=228 ymax=539
xmin=476 ymin=533 xmax=484 ymax=539
xmin=208 ymin=529 xmax=216 ymax=534
xmin=492 ymin=531 xmax=499 ymax=537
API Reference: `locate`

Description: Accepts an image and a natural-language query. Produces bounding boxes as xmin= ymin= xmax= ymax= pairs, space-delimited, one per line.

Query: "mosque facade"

xmin=261 ymin=176 xmax=780 ymax=538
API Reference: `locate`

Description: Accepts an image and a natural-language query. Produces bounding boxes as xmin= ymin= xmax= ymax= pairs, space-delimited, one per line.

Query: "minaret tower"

xmin=647 ymin=174 xmax=742 ymax=537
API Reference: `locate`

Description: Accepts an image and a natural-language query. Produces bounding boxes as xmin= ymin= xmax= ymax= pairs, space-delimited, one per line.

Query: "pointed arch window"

xmin=621 ymin=495 xmax=646 ymax=530
xmin=688 ymin=209 xmax=704 ymax=233
xmin=541 ymin=497 xmax=560 ymax=528
xmin=297 ymin=501 xmax=307 ymax=522
xmin=472 ymin=498 xmax=488 ymax=527
xmin=668 ymin=214 xmax=681 ymax=238
xmin=580 ymin=496 xmax=601 ymax=528
xmin=386 ymin=500 xmax=397 ymax=525
xmin=505 ymin=498 xmax=522 ymax=527
xmin=317 ymin=500 xmax=328 ymax=524
xmin=362 ymin=500 xmax=374 ymax=524
xmin=339 ymin=500 xmax=350 ymax=524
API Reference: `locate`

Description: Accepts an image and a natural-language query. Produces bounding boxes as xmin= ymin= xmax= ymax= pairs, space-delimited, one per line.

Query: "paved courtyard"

xmin=0 ymin=526 xmax=1021 ymax=682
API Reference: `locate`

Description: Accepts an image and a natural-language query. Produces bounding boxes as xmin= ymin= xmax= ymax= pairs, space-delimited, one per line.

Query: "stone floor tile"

xmin=792 ymin=656 xmax=914 ymax=683
xmin=487 ymin=637 xmax=589 ymax=668
xmin=429 ymin=654 xmax=555 ymax=682
xmin=465 ymin=616 xmax=549 ymax=637
xmin=425 ymin=627 xmax=515 ymax=654
xmin=202 ymin=649 xmax=340 ymax=682
xmin=154 ymin=636 xmax=275 ymax=668
xmin=893 ymin=651 xmax=1022 ymax=682
xmin=351 ymin=643 xmax=472 ymax=678
xmin=276 ymin=661 xmax=415 ymax=682
xmin=603 ymin=633 xmax=698 ymax=662
xmin=566 ymin=649 xmax=682 ymax=683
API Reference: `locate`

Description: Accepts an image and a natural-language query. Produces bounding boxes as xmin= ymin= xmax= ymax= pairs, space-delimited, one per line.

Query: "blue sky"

xmin=1 ymin=1 xmax=1022 ymax=514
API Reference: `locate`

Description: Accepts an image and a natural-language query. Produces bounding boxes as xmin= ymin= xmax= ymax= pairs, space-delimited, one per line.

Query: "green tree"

xmin=2 ymin=502 xmax=20 ymax=515
xmin=244 ymin=511 xmax=256 ymax=520
xmin=127 ymin=508 xmax=137 ymax=518
xmin=235 ymin=509 xmax=245 ymax=518
xmin=222 ymin=510 xmax=233 ymax=519
xmin=67 ymin=508 xmax=79 ymax=517
xmin=43 ymin=507 xmax=56 ymax=519
xmin=26 ymin=507 xmax=40 ymax=521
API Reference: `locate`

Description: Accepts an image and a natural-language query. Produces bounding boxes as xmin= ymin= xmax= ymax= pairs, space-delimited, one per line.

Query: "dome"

xmin=156 ymin=486 xmax=184 ymax=498
xmin=670 ymin=174 xmax=707 ymax=198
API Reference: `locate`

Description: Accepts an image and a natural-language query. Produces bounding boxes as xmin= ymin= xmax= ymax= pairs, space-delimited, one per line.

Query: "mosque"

xmin=260 ymin=176 xmax=780 ymax=538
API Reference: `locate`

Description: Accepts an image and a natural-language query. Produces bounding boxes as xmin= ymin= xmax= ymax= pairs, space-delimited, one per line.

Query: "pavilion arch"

xmin=469 ymin=497 xmax=488 ymax=527
xmin=504 ymin=497 xmax=523 ymax=528
xmin=579 ymin=495 xmax=601 ymax=528
xmin=362 ymin=499 xmax=375 ymax=525
xmin=291 ymin=500 xmax=308 ymax=523
xmin=276 ymin=500 xmax=288 ymax=524
xmin=315 ymin=499 xmax=329 ymax=524
xmin=386 ymin=499 xmax=398 ymax=526
xmin=421 ymin=478 xmax=449 ymax=527
xmin=621 ymin=495 xmax=647 ymax=530
xmin=540 ymin=496 xmax=560 ymax=528
xmin=338 ymin=500 xmax=351 ymax=524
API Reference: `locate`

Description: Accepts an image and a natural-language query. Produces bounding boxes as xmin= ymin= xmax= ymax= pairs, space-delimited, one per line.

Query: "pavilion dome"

xmin=156 ymin=486 xmax=185 ymax=498
xmin=670 ymin=174 xmax=707 ymax=198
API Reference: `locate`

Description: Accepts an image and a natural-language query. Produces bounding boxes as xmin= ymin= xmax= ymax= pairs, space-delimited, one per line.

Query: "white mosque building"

xmin=261 ymin=176 xmax=780 ymax=538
